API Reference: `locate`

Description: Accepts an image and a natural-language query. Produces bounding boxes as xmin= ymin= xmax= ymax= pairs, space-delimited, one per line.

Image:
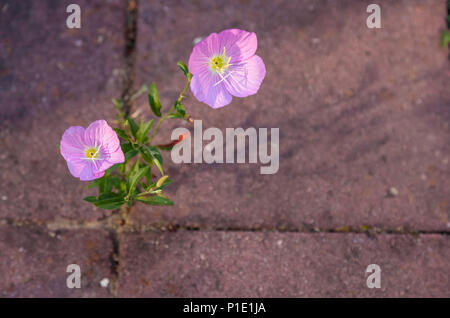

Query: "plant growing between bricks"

xmin=59 ymin=29 xmax=266 ymax=210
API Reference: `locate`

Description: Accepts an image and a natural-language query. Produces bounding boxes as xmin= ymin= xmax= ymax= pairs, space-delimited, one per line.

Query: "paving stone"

xmin=118 ymin=231 xmax=450 ymax=297
xmin=0 ymin=225 xmax=114 ymax=297
xmin=0 ymin=0 xmax=126 ymax=222
xmin=132 ymin=0 xmax=450 ymax=230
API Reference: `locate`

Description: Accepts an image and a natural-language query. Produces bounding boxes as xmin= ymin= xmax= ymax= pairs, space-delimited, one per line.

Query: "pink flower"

xmin=188 ymin=29 xmax=266 ymax=108
xmin=60 ymin=120 xmax=125 ymax=181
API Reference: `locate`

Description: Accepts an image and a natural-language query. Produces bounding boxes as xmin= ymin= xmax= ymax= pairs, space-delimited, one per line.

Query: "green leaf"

xmin=156 ymin=177 xmax=172 ymax=190
xmin=121 ymin=142 xmax=133 ymax=153
xmin=154 ymin=157 xmax=164 ymax=176
xmin=138 ymin=147 xmax=154 ymax=165
xmin=84 ymin=193 xmax=125 ymax=210
xmin=136 ymin=119 xmax=154 ymax=143
xmin=127 ymin=166 xmax=150 ymax=197
xmin=83 ymin=196 xmax=97 ymax=203
xmin=175 ymin=101 xmax=186 ymax=114
xmin=148 ymin=82 xmax=162 ymax=117
xmin=168 ymin=101 xmax=186 ymax=119
xmin=136 ymin=195 xmax=174 ymax=206
xmin=157 ymin=145 xmax=175 ymax=151
xmin=97 ymin=176 xmax=106 ymax=193
xmin=144 ymin=167 xmax=153 ymax=185
xmin=129 ymin=159 xmax=140 ymax=175
xmin=441 ymin=30 xmax=450 ymax=48
xmin=148 ymin=145 xmax=163 ymax=165
xmin=177 ymin=61 xmax=190 ymax=77
xmin=127 ymin=118 xmax=139 ymax=138
xmin=140 ymin=145 xmax=163 ymax=165
xmin=121 ymin=143 xmax=138 ymax=161
xmin=87 ymin=173 xmax=114 ymax=191
xmin=143 ymin=176 xmax=171 ymax=193
xmin=101 ymin=174 xmax=122 ymax=193
xmin=150 ymin=177 xmax=172 ymax=192
xmin=96 ymin=202 xmax=123 ymax=210
xmin=94 ymin=193 xmax=125 ymax=210
xmin=156 ymin=175 xmax=169 ymax=188
xmin=113 ymin=128 xmax=131 ymax=142
xmin=109 ymin=176 xmax=123 ymax=191
xmin=103 ymin=176 xmax=113 ymax=193
xmin=125 ymin=149 xmax=138 ymax=161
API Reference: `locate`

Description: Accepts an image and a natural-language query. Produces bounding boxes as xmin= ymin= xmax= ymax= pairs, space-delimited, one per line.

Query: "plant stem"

xmin=148 ymin=74 xmax=191 ymax=143
xmin=177 ymin=73 xmax=192 ymax=103
xmin=148 ymin=105 xmax=176 ymax=143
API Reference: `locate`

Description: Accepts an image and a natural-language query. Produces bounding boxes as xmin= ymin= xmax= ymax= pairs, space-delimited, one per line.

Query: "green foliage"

xmin=127 ymin=117 xmax=139 ymax=139
xmin=136 ymin=119 xmax=154 ymax=143
xmin=136 ymin=195 xmax=173 ymax=206
xmin=177 ymin=61 xmax=190 ymax=77
xmin=168 ymin=101 xmax=186 ymax=119
xmin=127 ymin=165 xmax=150 ymax=197
xmin=121 ymin=143 xmax=138 ymax=161
xmin=441 ymin=29 xmax=450 ymax=48
xmin=148 ymin=82 xmax=162 ymax=117
xmin=83 ymin=62 xmax=193 ymax=210
xmin=83 ymin=193 xmax=125 ymax=210
xmin=113 ymin=128 xmax=131 ymax=142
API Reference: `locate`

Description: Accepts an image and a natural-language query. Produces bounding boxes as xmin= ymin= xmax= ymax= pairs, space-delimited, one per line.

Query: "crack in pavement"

xmin=1 ymin=218 xmax=449 ymax=235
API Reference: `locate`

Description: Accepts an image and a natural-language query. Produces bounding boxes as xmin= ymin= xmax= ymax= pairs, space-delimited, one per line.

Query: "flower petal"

xmin=67 ymin=161 xmax=86 ymax=179
xmin=190 ymin=71 xmax=233 ymax=108
xmin=79 ymin=161 xmax=105 ymax=181
xmin=84 ymin=120 xmax=120 ymax=151
xmin=189 ymin=32 xmax=220 ymax=74
xmin=61 ymin=120 xmax=123 ymax=181
xmin=218 ymin=29 xmax=257 ymax=63
xmin=105 ymin=147 xmax=125 ymax=165
xmin=60 ymin=126 xmax=86 ymax=163
xmin=222 ymin=55 xmax=266 ymax=98
xmin=93 ymin=145 xmax=125 ymax=172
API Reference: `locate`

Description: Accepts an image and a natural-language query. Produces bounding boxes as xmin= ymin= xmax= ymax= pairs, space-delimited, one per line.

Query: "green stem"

xmin=177 ymin=73 xmax=192 ymax=102
xmin=148 ymin=74 xmax=191 ymax=143
xmin=148 ymin=105 xmax=176 ymax=143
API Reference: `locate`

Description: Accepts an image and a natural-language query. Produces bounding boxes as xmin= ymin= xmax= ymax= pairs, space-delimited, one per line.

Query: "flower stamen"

xmin=209 ymin=47 xmax=232 ymax=74
xmin=84 ymin=146 xmax=100 ymax=161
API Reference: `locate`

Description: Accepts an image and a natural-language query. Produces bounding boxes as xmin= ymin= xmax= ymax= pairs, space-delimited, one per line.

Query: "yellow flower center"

xmin=209 ymin=47 xmax=231 ymax=74
xmin=84 ymin=146 xmax=99 ymax=159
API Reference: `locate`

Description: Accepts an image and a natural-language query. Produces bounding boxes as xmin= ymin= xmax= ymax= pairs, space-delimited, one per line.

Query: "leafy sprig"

xmin=83 ymin=61 xmax=191 ymax=210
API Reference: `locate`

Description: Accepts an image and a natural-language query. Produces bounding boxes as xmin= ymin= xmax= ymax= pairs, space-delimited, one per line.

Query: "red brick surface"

xmin=131 ymin=0 xmax=450 ymax=231
xmin=0 ymin=0 xmax=448 ymax=298
xmin=0 ymin=0 xmax=126 ymax=222
xmin=118 ymin=231 xmax=450 ymax=297
xmin=0 ymin=225 xmax=113 ymax=297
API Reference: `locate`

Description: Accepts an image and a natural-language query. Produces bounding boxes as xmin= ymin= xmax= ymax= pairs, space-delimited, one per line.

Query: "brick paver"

xmin=131 ymin=0 xmax=450 ymax=231
xmin=118 ymin=231 xmax=450 ymax=297
xmin=0 ymin=225 xmax=113 ymax=297
xmin=0 ymin=0 xmax=126 ymax=222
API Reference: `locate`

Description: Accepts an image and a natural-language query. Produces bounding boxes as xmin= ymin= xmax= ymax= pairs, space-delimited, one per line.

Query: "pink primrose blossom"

xmin=60 ymin=120 xmax=125 ymax=181
xmin=188 ymin=29 xmax=266 ymax=108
